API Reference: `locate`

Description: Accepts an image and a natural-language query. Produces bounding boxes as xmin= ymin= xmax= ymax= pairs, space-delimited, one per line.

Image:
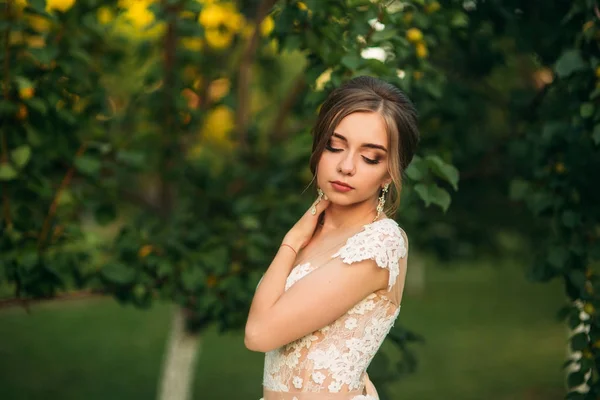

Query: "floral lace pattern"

xmin=332 ymin=219 xmax=407 ymax=291
xmin=262 ymin=219 xmax=407 ymax=399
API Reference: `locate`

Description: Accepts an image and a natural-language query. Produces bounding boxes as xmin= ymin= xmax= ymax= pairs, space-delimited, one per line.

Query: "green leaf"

xmin=74 ymin=155 xmax=101 ymax=176
xmin=29 ymin=47 xmax=59 ymax=66
xmin=567 ymin=269 xmax=586 ymax=290
xmin=509 ymin=179 xmax=530 ymax=201
xmin=571 ymin=332 xmax=588 ymax=351
xmin=181 ymin=267 xmax=205 ymax=292
xmin=548 ymin=247 xmax=569 ymax=270
xmin=372 ymin=29 xmax=397 ymax=42
xmin=405 ymin=156 xmax=426 ymax=181
xmin=0 ymin=163 xmax=18 ymax=181
xmin=580 ymin=103 xmax=594 ymax=118
xmin=414 ymin=183 xmax=451 ymax=212
xmin=10 ymin=145 xmax=32 ymax=169
xmin=425 ymin=155 xmax=459 ymax=190
xmin=26 ymin=98 xmax=47 ymax=114
xmin=102 ymin=263 xmax=135 ymax=285
xmin=25 ymin=125 xmax=42 ymax=147
xmin=28 ymin=0 xmax=46 ymax=13
xmin=341 ymin=53 xmax=361 ymax=70
xmin=14 ymin=76 xmax=34 ymax=90
xmin=567 ymin=371 xmax=585 ymax=388
xmin=157 ymin=263 xmax=171 ymax=278
xmin=555 ymin=50 xmax=586 ymax=78
xmin=593 ymin=125 xmax=600 ymax=145
xmin=116 ymin=150 xmax=146 ymax=168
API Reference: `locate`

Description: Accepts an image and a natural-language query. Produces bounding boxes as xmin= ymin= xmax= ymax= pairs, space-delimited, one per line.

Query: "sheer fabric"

xmin=260 ymin=218 xmax=408 ymax=400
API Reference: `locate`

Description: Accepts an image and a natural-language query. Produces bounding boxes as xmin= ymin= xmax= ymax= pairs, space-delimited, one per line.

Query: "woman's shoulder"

xmin=331 ymin=218 xmax=408 ymax=290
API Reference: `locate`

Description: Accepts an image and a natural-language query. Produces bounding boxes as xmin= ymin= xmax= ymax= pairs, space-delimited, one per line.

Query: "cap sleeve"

xmin=331 ymin=219 xmax=407 ymax=291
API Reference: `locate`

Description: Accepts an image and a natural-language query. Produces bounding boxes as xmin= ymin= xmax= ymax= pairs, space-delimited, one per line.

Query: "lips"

xmin=331 ymin=181 xmax=354 ymax=189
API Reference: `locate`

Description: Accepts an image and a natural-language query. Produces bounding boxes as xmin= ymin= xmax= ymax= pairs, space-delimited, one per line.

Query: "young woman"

xmin=245 ymin=76 xmax=419 ymax=400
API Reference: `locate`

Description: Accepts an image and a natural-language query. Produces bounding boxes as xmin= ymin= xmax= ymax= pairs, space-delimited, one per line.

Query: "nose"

xmin=337 ymin=152 xmax=356 ymax=176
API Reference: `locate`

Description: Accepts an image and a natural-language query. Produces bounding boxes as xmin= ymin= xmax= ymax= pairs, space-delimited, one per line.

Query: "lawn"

xmin=0 ymin=256 xmax=567 ymax=400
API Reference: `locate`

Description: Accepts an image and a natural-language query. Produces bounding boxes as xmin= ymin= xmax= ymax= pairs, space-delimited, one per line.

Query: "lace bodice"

xmin=261 ymin=218 xmax=407 ymax=400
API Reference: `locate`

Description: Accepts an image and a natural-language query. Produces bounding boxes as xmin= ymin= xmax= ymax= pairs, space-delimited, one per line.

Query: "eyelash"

xmin=325 ymin=143 xmax=381 ymax=165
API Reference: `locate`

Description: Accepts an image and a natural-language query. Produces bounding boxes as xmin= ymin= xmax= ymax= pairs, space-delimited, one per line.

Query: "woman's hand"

xmin=282 ymin=194 xmax=330 ymax=253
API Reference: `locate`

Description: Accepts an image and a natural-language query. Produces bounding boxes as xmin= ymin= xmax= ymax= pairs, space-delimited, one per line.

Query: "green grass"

xmin=0 ymin=257 xmax=566 ymax=400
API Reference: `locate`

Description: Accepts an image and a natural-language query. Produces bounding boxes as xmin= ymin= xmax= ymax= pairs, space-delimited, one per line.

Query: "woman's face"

xmin=316 ymin=111 xmax=391 ymax=208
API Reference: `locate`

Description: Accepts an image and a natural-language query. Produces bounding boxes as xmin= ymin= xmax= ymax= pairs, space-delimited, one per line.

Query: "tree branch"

xmin=270 ymin=74 xmax=306 ymax=141
xmin=236 ymin=0 xmax=278 ymax=148
xmin=159 ymin=0 xmax=180 ymax=220
xmin=37 ymin=142 xmax=88 ymax=252
xmin=0 ymin=289 xmax=106 ymax=310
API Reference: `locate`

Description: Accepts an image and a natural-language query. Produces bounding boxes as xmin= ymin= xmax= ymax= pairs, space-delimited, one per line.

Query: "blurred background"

xmin=0 ymin=0 xmax=598 ymax=399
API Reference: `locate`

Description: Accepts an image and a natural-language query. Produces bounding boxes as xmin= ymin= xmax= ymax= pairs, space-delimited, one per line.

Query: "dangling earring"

xmin=311 ymin=188 xmax=324 ymax=215
xmin=374 ymin=183 xmax=389 ymax=222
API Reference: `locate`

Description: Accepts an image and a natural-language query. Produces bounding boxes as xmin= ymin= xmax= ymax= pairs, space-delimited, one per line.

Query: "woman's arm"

xmin=245 ymin=194 xmax=331 ymax=351
xmin=244 ymin=257 xmax=389 ymax=352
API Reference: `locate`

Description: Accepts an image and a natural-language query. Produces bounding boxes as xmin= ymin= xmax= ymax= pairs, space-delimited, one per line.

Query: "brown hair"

xmin=309 ymin=76 xmax=419 ymax=216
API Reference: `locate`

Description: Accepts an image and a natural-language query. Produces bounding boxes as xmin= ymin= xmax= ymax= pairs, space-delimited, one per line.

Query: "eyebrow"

xmin=332 ymin=133 xmax=388 ymax=152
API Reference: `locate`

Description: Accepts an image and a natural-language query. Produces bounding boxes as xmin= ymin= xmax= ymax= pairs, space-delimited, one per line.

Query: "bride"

xmin=245 ymin=76 xmax=419 ymax=400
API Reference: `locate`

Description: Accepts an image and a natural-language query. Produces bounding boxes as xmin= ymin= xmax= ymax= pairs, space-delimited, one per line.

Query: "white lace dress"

xmin=260 ymin=218 xmax=408 ymax=400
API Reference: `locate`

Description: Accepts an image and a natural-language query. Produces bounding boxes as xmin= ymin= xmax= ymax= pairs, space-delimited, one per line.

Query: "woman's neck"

xmin=320 ymin=200 xmax=380 ymax=234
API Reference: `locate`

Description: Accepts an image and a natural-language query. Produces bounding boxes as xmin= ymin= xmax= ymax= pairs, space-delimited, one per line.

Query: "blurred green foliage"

xmin=1 ymin=0 xmax=600 ymax=397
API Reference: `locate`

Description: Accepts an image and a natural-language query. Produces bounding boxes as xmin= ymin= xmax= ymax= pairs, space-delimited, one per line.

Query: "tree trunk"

xmin=157 ymin=307 xmax=202 ymax=400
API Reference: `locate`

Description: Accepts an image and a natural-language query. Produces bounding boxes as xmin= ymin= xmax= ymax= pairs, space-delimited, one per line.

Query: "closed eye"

xmin=325 ymin=143 xmax=343 ymax=153
xmin=362 ymin=156 xmax=380 ymax=165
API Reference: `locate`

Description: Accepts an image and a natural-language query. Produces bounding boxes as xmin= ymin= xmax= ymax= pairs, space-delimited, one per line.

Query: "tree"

xmin=1 ymin=1 xmax=459 ymax=399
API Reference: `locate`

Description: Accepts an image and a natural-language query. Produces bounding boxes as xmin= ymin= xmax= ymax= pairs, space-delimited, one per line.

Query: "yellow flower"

xmin=208 ymin=78 xmax=230 ymax=102
xmin=406 ymin=28 xmax=423 ymax=43
xmin=223 ymin=8 xmax=245 ymax=33
xmin=260 ymin=15 xmax=275 ymax=37
xmin=138 ymin=245 xmax=154 ymax=258
xmin=205 ymin=29 xmax=233 ymax=49
xmin=97 ymin=6 xmax=114 ymax=25
xmin=584 ymin=303 xmax=595 ymax=315
xmin=202 ymin=105 xmax=235 ymax=145
xmin=416 ymin=41 xmax=428 ymax=58
xmin=583 ymin=21 xmax=594 ymax=32
xmin=27 ymin=14 xmax=52 ymax=33
xmin=297 ymin=1 xmax=308 ymax=11
xmin=124 ymin=2 xmax=155 ymax=29
xmin=425 ymin=1 xmax=441 ymax=14
xmin=25 ymin=35 xmax=45 ymax=48
xmin=413 ymin=71 xmax=424 ymax=80
xmin=46 ymin=0 xmax=75 ymax=13
xmin=181 ymin=37 xmax=204 ymax=51
xmin=19 ymin=87 xmax=35 ymax=100
xmin=45 ymin=0 xmax=75 ymax=13
xmin=9 ymin=32 xmax=24 ymax=45
xmin=14 ymin=0 xmax=27 ymax=11
xmin=555 ymin=162 xmax=566 ymax=174
xmin=596 ymin=66 xmax=600 ymax=79
xmin=403 ymin=12 xmax=413 ymax=24
xmin=199 ymin=3 xmax=228 ymax=28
